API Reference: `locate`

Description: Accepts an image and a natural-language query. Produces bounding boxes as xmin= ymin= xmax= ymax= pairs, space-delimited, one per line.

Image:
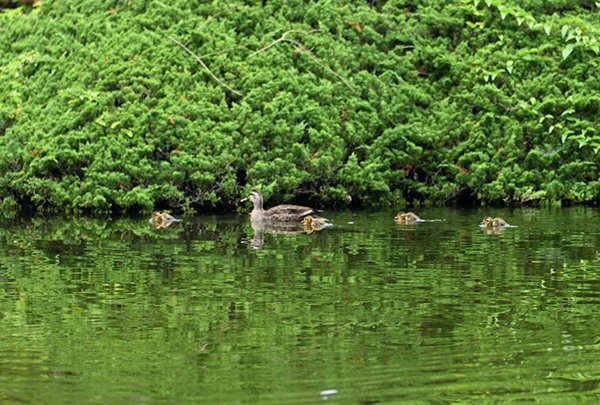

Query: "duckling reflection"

xmin=149 ymin=212 xmax=181 ymax=229
xmin=302 ymin=215 xmax=332 ymax=234
xmin=482 ymin=227 xmax=505 ymax=235
xmin=394 ymin=212 xmax=423 ymax=223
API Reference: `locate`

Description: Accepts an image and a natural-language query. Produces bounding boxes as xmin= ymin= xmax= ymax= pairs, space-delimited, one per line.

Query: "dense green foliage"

xmin=0 ymin=0 xmax=598 ymax=215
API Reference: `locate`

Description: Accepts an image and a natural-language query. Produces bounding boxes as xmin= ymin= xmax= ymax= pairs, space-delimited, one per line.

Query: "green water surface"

xmin=1 ymin=208 xmax=600 ymax=404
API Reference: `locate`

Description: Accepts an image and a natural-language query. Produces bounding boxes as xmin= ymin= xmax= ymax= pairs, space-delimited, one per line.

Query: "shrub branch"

xmin=168 ymin=35 xmax=243 ymax=96
xmin=250 ymin=29 xmax=354 ymax=91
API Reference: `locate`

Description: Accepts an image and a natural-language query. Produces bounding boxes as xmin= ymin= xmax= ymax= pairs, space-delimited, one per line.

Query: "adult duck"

xmin=241 ymin=190 xmax=318 ymax=223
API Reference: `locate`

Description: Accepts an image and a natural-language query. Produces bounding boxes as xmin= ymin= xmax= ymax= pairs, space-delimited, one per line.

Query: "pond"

xmin=1 ymin=208 xmax=600 ymax=403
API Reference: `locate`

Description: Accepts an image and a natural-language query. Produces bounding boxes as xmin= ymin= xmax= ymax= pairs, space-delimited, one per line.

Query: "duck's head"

xmin=150 ymin=212 xmax=162 ymax=224
xmin=481 ymin=216 xmax=493 ymax=227
xmin=241 ymin=190 xmax=263 ymax=207
xmin=303 ymin=216 xmax=314 ymax=226
xmin=395 ymin=212 xmax=407 ymax=221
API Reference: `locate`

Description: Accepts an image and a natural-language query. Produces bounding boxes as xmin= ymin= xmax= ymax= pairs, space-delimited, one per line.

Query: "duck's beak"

xmin=241 ymin=196 xmax=248 ymax=202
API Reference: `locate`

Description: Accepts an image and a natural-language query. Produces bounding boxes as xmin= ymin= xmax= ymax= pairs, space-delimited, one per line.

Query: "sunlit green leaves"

xmin=562 ymin=44 xmax=575 ymax=59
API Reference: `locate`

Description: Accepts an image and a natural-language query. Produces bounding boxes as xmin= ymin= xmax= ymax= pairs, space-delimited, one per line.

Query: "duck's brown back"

xmin=266 ymin=205 xmax=315 ymax=222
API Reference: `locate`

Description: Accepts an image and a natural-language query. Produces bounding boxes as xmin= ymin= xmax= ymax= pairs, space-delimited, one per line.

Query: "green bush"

xmin=0 ymin=0 xmax=598 ymax=215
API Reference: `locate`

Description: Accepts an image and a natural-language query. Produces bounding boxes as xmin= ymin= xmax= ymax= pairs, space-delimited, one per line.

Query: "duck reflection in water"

xmin=149 ymin=212 xmax=181 ymax=229
xmin=241 ymin=189 xmax=331 ymax=249
xmin=248 ymin=220 xmax=307 ymax=250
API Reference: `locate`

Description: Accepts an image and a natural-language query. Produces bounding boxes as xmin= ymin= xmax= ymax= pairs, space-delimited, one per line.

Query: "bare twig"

xmin=286 ymin=38 xmax=354 ymax=90
xmin=250 ymin=29 xmax=354 ymax=91
xmin=249 ymin=29 xmax=321 ymax=57
xmin=168 ymin=35 xmax=243 ymax=96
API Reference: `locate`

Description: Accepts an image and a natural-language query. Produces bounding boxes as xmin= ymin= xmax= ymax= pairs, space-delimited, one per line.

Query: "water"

xmin=1 ymin=208 xmax=600 ymax=403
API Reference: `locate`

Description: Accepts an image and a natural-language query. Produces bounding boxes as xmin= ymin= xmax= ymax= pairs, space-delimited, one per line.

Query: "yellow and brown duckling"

xmin=480 ymin=216 xmax=510 ymax=228
xmin=241 ymin=189 xmax=317 ymax=223
xmin=394 ymin=212 xmax=423 ymax=223
xmin=302 ymin=215 xmax=332 ymax=233
xmin=150 ymin=212 xmax=181 ymax=229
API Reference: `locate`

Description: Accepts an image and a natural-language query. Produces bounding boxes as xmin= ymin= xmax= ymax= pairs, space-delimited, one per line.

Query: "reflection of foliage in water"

xmin=1 ymin=210 xmax=600 ymax=402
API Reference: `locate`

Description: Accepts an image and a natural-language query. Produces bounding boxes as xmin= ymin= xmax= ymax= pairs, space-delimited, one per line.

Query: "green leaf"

xmin=498 ymin=6 xmax=507 ymax=20
xmin=576 ymin=136 xmax=588 ymax=148
xmin=543 ymin=23 xmax=552 ymax=36
xmin=561 ymin=129 xmax=574 ymax=144
xmin=467 ymin=21 xmax=485 ymax=29
xmin=561 ymin=25 xmax=569 ymax=38
xmin=95 ymin=116 xmax=106 ymax=127
xmin=506 ymin=60 xmax=514 ymax=74
xmin=562 ymin=44 xmax=574 ymax=60
xmin=561 ymin=109 xmax=575 ymax=117
xmin=484 ymin=0 xmax=491 ymax=6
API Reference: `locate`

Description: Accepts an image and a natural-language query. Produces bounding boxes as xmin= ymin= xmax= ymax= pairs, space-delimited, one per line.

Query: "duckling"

xmin=241 ymin=189 xmax=318 ymax=222
xmin=480 ymin=216 xmax=509 ymax=228
xmin=302 ymin=215 xmax=330 ymax=227
xmin=302 ymin=215 xmax=332 ymax=232
xmin=150 ymin=212 xmax=181 ymax=228
xmin=394 ymin=212 xmax=422 ymax=223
